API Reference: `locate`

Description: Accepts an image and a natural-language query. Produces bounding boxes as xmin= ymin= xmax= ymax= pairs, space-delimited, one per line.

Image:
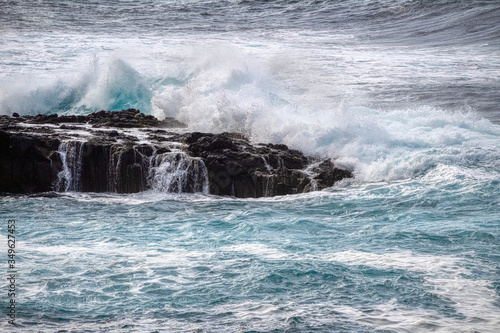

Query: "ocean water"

xmin=1 ymin=1 xmax=500 ymax=332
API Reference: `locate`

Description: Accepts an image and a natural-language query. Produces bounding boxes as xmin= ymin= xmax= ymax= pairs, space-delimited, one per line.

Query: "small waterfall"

xmin=148 ymin=152 xmax=209 ymax=194
xmin=54 ymin=141 xmax=83 ymax=191
xmin=261 ymin=156 xmax=273 ymax=172
xmin=304 ymin=162 xmax=322 ymax=192
xmin=308 ymin=177 xmax=319 ymax=192
xmin=53 ymin=140 xmax=209 ymax=194
xmin=263 ymin=175 xmax=273 ymax=197
xmin=260 ymin=156 xmax=274 ymax=197
xmin=277 ymin=156 xmax=285 ymax=169
xmin=108 ymin=148 xmax=121 ymax=193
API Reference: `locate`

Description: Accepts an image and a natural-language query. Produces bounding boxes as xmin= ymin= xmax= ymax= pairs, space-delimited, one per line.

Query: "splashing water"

xmin=54 ymin=141 xmax=209 ymax=194
xmin=148 ymin=152 xmax=209 ymax=194
xmin=1 ymin=1 xmax=500 ymax=332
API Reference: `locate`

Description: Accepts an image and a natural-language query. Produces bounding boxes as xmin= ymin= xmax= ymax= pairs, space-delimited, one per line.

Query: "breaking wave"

xmin=1 ymin=45 xmax=499 ymax=186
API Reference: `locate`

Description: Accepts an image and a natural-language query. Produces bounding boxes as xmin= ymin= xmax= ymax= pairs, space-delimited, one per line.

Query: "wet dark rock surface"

xmin=0 ymin=108 xmax=186 ymax=128
xmin=0 ymin=110 xmax=352 ymax=197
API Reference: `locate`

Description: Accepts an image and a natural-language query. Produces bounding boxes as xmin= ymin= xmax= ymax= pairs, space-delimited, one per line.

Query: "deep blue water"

xmin=1 ymin=1 xmax=500 ymax=332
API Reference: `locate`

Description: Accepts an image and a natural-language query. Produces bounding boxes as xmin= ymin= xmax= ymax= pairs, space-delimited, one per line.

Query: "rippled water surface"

xmin=2 ymin=176 xmax=500 ymax=332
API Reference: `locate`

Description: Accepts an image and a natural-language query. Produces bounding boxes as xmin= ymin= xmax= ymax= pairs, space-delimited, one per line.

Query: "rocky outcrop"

xmin=185 ymin=133 xmax=313 ymax=197
xmin=0 ymin=130 xmax=60 ymax=193
xmin=0 ymin=110 xmax=352 ymax=197
xmin=4 ymin=108 xmax=186 ymax=128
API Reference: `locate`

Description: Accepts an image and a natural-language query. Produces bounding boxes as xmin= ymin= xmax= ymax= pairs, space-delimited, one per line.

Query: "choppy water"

xmin=1 ymin=1 xmax=500 ymax=332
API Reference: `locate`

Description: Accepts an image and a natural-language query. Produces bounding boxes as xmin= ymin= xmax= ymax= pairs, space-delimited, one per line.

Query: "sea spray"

xmin=0 ymin=57 xmax=154 ymax=116
xmin=3 ymin=45 xmax=499 ymax=187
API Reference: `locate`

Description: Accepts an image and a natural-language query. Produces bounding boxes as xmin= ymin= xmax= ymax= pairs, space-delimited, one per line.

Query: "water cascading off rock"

xmin=0 ymin=109 xmax=353 ymax=197
xmin=54 ymin=140 xmax=209 ymax=194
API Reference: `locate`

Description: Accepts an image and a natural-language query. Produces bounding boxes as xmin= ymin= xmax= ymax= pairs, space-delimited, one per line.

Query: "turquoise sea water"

xmin=1 ymin=0 xmax=500 ymax=331
xmin=2 ymin=173 xmax=499 ymax=331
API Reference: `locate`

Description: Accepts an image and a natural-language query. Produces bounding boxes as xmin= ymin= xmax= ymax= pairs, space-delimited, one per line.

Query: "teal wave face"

xmin=0 ymin=58 xmax=155 ymax=116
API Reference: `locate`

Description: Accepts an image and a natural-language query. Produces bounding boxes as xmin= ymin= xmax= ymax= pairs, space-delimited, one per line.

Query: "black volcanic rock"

xmin=7 ymin=109 xmax=187 ymax=129
xmin=311 ymin=159 xmax=353 ymax=189
xmin=0 ymin=130 xmax=60 ymax=193
xmin=184 ymin=132 xmax=350 ymax=197
xmin=0 ymin=109 xmax=352 ymax=197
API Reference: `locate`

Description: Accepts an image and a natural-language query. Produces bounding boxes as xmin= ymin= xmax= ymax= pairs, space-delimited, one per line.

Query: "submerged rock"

xmin=0 ymin=109 xmax=352 ymax=197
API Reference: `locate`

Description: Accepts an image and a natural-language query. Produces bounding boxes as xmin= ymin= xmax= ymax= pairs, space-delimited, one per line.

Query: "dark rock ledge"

xmin=0 ymin=109 xmax=352 ymax=197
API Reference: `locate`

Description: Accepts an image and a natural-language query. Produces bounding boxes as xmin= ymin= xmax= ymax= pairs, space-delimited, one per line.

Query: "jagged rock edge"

xmin=0 ymin=110 xmax=353 ymax=197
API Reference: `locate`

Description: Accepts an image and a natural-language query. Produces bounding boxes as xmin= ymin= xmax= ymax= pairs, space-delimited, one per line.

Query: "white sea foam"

xmin=323 ymin=250 xmax=500 ymax=332
xmin=16 ymin=237 xmax=500 ymax=332
xmin=1 ymin=35 xmax=499 ymax=186
xmin=146 ymin=44 xmax=500 ymax=184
